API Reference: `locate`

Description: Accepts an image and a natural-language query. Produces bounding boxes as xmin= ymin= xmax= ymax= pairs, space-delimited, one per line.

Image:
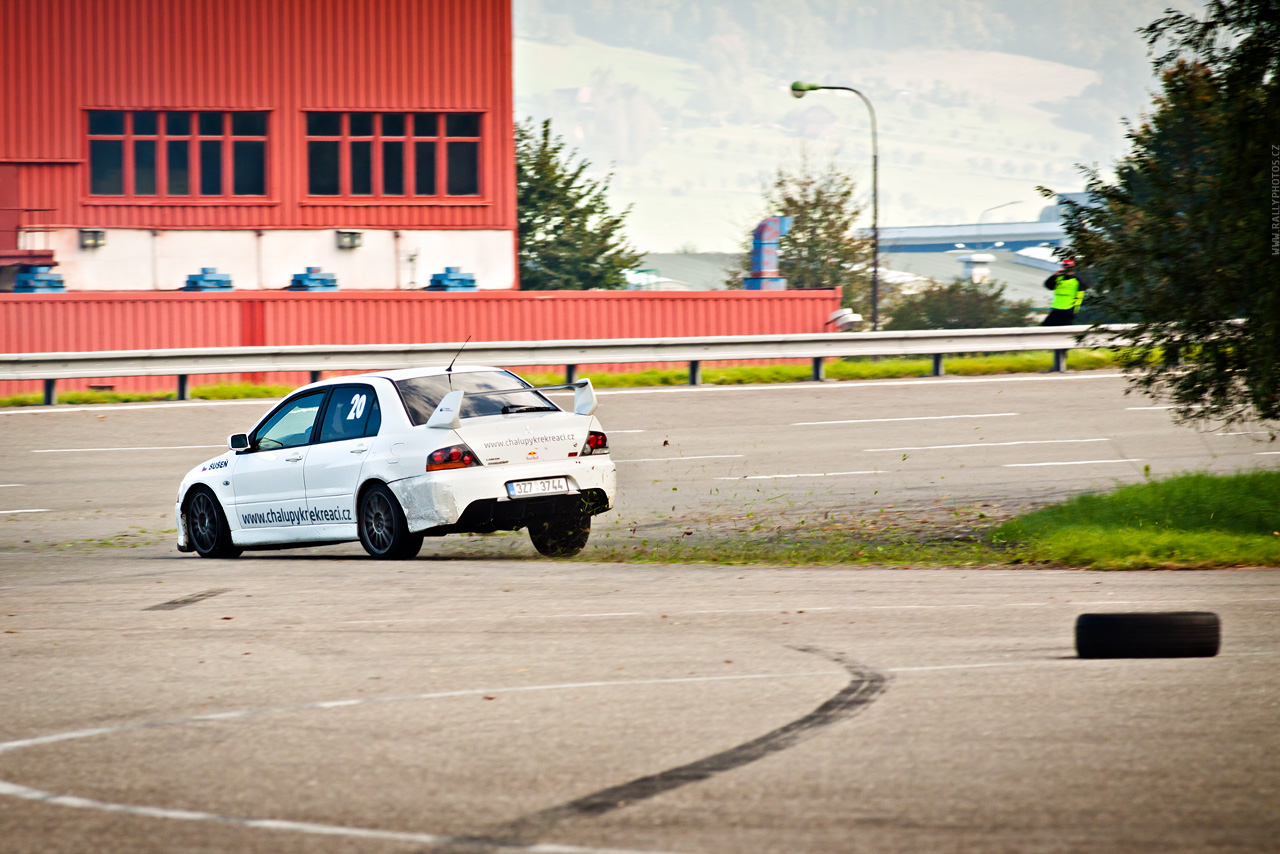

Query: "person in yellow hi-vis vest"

xmin=1041 ymin=258 xmax=1089 ymax=326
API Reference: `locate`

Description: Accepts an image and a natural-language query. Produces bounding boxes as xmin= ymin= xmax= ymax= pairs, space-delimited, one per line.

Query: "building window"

xmin=87 ymin=110 xmax=268 ymax=199
xmin=305 ymin=112 xmax=481 ymax=199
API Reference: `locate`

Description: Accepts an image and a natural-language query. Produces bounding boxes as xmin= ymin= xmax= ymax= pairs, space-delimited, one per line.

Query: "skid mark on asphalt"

xmin=0 ymin=668 xmax=864 ymax=854
xmin=143 ymin=588 xmax=230 ymax=611
xmin=478 ymin=647 xmax=887 ymax=847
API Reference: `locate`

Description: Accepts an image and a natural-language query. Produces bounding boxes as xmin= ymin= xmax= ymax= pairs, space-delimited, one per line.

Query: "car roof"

xmin=301 ymin=365 xmax=515 ymax=390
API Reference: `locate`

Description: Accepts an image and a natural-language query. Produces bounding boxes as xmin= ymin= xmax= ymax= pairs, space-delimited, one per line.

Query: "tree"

xmin=1056 ymin=0 xmax=1280 ymax=427
xmin=728 ymin=156 xmax=872 ymax=311
xmin=883 ymin=279 xmax=1034 ymax=331
xmin=515 ymin=119 xmax=642 ymax=291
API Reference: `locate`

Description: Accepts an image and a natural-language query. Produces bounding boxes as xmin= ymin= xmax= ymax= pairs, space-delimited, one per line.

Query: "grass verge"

xmin=991 ymin=470 xmax=1280 ymax=569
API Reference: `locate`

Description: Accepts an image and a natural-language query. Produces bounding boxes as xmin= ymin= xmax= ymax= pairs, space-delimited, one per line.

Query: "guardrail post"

xmin=177 ymin=375 xmax=189 ymax=400
xmin=310 ymin=371 xmax=321 ymax=384
xmin=1052 ymin=349 xmax=1067 ymax=373
xmin=932 ymin=354 xmax=945 ymax=377
xmin=811 ymin=357 xmax=825 ymax=381
xmin=688 ymin=360 xmax=701 ymax=386
xmin=565 ymin=364 xmax=577 ymax=384
xmin=43 ymin=379 xmax=55 ymax=406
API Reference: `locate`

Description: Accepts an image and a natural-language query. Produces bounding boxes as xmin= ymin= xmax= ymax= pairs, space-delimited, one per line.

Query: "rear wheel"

xmin=529 ymin=513 xmax=591 ymax=557
xmin=186 ymin=487 xmax=241 ymax=559
xmin=358 ymin=484 xmax=422 ymax=559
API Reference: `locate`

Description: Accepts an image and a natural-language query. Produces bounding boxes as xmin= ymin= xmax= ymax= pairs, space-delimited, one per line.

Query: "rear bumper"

xmin=388 ymin=456 xmax=616 ymax=533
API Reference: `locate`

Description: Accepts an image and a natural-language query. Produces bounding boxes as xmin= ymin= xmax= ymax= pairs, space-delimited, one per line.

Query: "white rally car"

xmin=175 ymin=367 xmax=616 ymax=559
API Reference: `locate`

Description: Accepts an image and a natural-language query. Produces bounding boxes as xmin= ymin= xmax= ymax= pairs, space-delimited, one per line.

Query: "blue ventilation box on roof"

xmin=13 ymin=266 xmax=66 ymax=293
xmin=287 ymin=267 xmax=338 ymax=291
xmin=426 ymin=266 xmax=477 ymax=291
xmin=181 ymin=267 xmax=233 ymax=291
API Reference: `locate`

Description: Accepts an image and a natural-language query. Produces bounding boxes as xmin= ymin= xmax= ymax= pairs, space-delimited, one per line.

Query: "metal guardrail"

xmin=1 ymin=325 xmax=1117 ymax=405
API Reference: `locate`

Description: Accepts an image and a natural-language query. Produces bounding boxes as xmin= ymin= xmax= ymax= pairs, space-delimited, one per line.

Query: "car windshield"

xmin=394 ymin=371 xmax=559 ymax=426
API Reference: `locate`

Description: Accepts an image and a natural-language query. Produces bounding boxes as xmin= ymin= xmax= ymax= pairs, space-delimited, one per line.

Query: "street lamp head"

xmin=791 ymin=81 xmax=820 ymax=99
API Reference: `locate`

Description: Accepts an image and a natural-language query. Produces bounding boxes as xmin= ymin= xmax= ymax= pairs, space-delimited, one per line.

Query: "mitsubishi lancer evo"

xmin=175 ymin=367 xmax=616 ymax=559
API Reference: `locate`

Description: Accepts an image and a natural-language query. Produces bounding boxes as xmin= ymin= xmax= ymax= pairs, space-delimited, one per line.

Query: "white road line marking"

xmin=715 ymin=471 xmax=878 ymax=480
xmin=595 ymin=372 xmax=1125 ymax=396
xmin=793 ymin=413 xmax=1019 ymax=426
xmin=1 ymin=400 xmax=278 ymax=415
xmin=1003 ymin=459 xmax=1143 ymax=468
xmin=31 ymin=444 xmax=223 ymax=453
xmin=864 ymin=438 xmax=1109 ymax=452
xmin=1257 ymin=452 xmax=1280 ymax=456
xmin=617 ymin=454 xmax=744 ymax=463
xmin=1126 ymin=405 xmax=1176 ymax=410
xmin=0 ymin=484 xmax=24 ymax=488
xmin=610 ymin=429 xmax=646 ymax=434
xmin=1218 ymin=431 xmax=1273 ymax=436
xmin=0 ymin=509 xmax=50 ymax=515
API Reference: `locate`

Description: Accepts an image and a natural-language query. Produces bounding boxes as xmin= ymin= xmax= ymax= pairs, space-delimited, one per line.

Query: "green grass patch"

xmin=992 ymin=470 xmax=1280 ymax=569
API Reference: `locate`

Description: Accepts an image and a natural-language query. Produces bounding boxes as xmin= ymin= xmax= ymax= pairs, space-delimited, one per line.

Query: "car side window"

xmin=318 ymin=385 xmax=379 ymax=443
xmin=253 ymin=391 xmax=326 ymax=450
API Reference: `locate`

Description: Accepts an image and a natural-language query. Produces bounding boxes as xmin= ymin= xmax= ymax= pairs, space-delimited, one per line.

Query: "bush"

xmin=885 ymin=278 xmax=1034 ymax=330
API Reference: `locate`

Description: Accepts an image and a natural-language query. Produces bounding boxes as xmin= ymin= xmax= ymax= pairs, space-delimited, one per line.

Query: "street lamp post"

xmin=975 ymin=200 xmax=1023 ymax=250
xmin=791 ymin=80 xmax=879 ymax=330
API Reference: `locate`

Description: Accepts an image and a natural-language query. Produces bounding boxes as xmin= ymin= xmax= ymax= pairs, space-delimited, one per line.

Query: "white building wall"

xmin=22 ymin=229 xmax=516 ymax=291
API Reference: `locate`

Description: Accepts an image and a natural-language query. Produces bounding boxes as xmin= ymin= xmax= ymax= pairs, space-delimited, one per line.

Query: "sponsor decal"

xmin=526 ymin=450 xmax=539 ymax=461
xmin=239 ymin=504 xmax=353 ymax=527
xmin=482 ymin=432 xmax=574 ymax=450
xmin=201 ymin=459 xmax=228 ymax=472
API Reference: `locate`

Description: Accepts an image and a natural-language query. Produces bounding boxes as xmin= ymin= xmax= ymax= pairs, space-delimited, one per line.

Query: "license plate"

xmin=506 ymin=477 xmax=569 ymax=499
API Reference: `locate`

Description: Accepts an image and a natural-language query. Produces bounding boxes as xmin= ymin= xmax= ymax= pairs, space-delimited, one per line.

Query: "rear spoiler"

xmin=425 ymin=378 xmax=598 ymax=429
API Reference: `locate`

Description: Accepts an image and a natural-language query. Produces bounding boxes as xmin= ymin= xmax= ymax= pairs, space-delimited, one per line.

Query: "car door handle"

xmin=285 ymin=452 xmax=304 ymax=462
xmin=350 ymin=443 xmax=368 ymax=454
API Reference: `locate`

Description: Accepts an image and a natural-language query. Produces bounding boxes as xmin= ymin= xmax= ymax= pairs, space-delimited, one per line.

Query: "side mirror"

xmin=228 ymin=433 xmax=249 ymax=451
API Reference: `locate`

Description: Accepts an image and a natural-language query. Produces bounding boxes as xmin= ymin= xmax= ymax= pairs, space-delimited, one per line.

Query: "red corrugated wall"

xmin=0 ymin=0 xmax=514 ymax=231
xmin=0 ymin=290 xmax=843 ymax=394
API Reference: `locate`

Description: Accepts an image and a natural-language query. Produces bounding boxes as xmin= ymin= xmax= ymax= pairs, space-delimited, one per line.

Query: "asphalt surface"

xmin=1 ymin=371 xmax=1278 ymax=853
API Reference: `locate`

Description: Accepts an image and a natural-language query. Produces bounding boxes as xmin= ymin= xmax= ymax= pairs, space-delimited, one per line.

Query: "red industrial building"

xmin=0 ymin=0 xmax=516 ymax=292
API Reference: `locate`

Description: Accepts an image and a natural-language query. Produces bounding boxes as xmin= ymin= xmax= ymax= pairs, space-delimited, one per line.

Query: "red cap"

xmin=1061 ymin=259 xmax=1076 ymax=267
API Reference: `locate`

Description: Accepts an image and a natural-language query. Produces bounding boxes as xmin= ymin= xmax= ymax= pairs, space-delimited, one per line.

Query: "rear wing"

xmin=425 ymin=378 xmax=598 ymax=430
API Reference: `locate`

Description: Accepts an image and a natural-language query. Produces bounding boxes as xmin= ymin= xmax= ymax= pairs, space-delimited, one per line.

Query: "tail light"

xmin=580 ymin=431 xmax=609 ymax=456
xmin=426 ymin=443 xmax=482 ymax=471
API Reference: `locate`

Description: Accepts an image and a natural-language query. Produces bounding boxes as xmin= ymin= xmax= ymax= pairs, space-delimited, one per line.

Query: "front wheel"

xmin=529 ymin=514 xmax=591 ymax=557
xmin=186 ymin=487 xmax=241 ymax=559
xmin=358 ymin=484 xmax=422 ymax=559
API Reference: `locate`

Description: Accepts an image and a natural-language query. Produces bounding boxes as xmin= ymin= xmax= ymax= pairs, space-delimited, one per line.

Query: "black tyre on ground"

xmin=358 ymin=483 xmax=423 ymax=559
xmin=528 ymin=513 xmax=591 ymax=557
xmin=1075 ymin=612 xmax=1220 ymax=659
xmin=186 ymin=486 xmax=242 ymax=559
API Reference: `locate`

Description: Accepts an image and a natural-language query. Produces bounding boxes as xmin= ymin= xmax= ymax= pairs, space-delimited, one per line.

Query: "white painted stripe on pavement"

xmin=794 ymin=413 xmax=1018 ymax=426
xmin=0 ymin=484 xmax=24 ymax=488
xmin=610 ymin=429 xmax=646 ymax=434
xmin=595 ymin=372 xmax=1125 ymax=396
xmin=864 ymin=438 xmax=1109 ymax=452
xmin=618 ymin=454 xmax=743 ymax=463
xmin=0 ymin=509 xmax=50 ymax=515
xmin=715 ymin=471 xmax=878 ymax=480
xmin=31 ymin=444 xmax=223 ymax=453
xmin=1126 ymin=405 xmax=1175 ymax=410
xmin=1258 ymin=452 xmax=1280 ymax=456
xmin=1003 ymin=459 xmax=1142 ymax=468
xmin=0 ymin=400 xmax=278 ymax=415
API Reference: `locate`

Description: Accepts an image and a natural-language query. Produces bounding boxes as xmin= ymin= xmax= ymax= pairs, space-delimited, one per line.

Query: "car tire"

xmin=529 ymin=513 xmax=591 ymax=557
xmin=1075 ymin=612 xmax=1220 ymax=659
xmin=358 ymin=483 xmax=420 ymax=560
xmin=186 ymin=487 xmax=242 ymax=559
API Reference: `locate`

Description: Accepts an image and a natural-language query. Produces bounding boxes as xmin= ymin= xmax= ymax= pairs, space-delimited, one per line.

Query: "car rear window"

xmin=394 ymin=371 xmax=557 ymax=426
